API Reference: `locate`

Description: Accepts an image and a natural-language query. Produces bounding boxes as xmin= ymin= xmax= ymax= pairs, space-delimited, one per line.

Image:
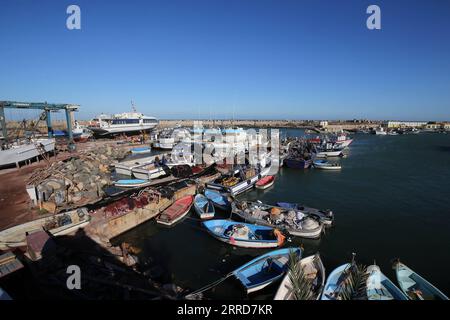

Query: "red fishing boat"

xmin=255 ymin=175 xmax=275 ymax=190
xmin=156 ymin=195 xmax=194 ymax=226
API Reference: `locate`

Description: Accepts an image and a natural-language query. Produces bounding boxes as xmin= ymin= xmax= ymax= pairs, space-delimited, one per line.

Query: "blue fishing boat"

xmin=131 ymin=146 xmax=151 ymax=154
xmin=202 ymin=219 xmax=285 ymax=248
xmin=193 ymin=194 xmax=215 ymax=219
xmin=394 ymin=261 xmax=449 ymax=300
xmin=283 ymin=157 xmax=312 ymax=169
xmin=366 ymin=264 xmax=408 ymax=300
xmin=232 ymin=248 xmax=302 ymax=293
xmin=113 ymin=179 xmax=152 ymax=188
xmin=204 ymin=189 xmax=231 ymax=211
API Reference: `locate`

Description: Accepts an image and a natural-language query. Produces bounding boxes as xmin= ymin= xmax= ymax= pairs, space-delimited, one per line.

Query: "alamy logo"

xmin=66 ymin=265 xmax=81 ymax=289
xmin=66 ymin=5 xmax=81 ymax=30
xmin=366 ymin=5 xmax=381 ymax=30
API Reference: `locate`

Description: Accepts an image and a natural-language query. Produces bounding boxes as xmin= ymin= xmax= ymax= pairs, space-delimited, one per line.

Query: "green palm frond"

xmin=336 ymin=263 xmax=368 ymax=300
xmin=287 ymin=251 xmax=315 ymax=300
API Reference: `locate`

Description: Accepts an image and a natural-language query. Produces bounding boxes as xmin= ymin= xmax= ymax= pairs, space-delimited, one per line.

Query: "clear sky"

xmin=1 ymin=0 xmax=449 ymax=120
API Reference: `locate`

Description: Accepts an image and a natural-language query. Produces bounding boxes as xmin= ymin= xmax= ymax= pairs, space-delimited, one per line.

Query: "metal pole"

xmin=65 ymin=107 xmax=76 ymax=151
xmin=46 ymin=109 xmax=53 ymax=138
xmin=0 ymin=106 xmax=7 ymax=141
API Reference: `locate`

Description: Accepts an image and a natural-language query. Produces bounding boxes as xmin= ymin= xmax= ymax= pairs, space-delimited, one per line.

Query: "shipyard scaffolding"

xmin=0 ymin=101 xmax=80 ymax=150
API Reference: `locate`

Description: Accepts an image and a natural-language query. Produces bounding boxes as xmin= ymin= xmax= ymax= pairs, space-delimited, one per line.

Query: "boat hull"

xmin=0 ymin=139 xmax=55 ymax=167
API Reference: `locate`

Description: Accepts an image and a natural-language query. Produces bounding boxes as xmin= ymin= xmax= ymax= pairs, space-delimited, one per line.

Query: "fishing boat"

xmin=232 ymin=201 xmax=323 ymax=239
xmin=321 ymin=263 xmax=352 ymax=300
xmin=232 ymin=248 xmax=302 ymax=294
xmin=193 ymin=194 xmax=215 ymax=219
xmin=204 ymin=189 xmax=232 ymax=211
xmin=283 ymin=157 xmax=312 ymax=169
xmin=374 ymin=127 xmax=387 ymax=135
xmin=0 ymin=208 xmax=90 ymax=250
xmin=255 ymin=175 xmax=275 ymax=190
xmin=314 ymin=142 xmax=345 ymax=158
xmin=156 ymin=195 xmax=194 ymax=226
xmin=276 ymin=202 xmax=333 ymax=225
xmin=274 ymin=253 xmax=326 ymax=300
xmin=366 ymin=264 xmax=408 ymax=300
xmin=131 ymin=146 xmax=151 ymax=154
xmin=132 ymin=162 xmax=168 ymax=180
xmin=313 ymin=159 xmax=342 ymax=170
xmin=202 ymin=219 xmax=285 ymax=248
xmin=114 ymin=153 xmax=169 ymax=176
xmin=113 ymin=179 xmax=152 ymax=188
xmin=0 ymin=138 xmax=55 ymax=167
xmin=333 ymin=134 xmax=353 ymax=148
xmin=0 ymin=287 xmax=12 ymax=300
xmin=394 ymin=261 xmax=449 ymax=300
xmin=206 ymin=165 xmax=271 ymax=196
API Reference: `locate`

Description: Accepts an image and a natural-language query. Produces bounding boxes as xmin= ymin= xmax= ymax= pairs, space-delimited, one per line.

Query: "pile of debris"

xmin=28 ymin=144 xmax=129 ymax=212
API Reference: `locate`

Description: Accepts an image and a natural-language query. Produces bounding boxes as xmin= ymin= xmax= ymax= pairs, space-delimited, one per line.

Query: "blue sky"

xmin=1 ymin=0 xmax=449 ymax=120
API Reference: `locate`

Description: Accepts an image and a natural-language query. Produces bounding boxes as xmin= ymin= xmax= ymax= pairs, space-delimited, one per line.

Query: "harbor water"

xmin=113 ymin=130 xmax=450 ymax=299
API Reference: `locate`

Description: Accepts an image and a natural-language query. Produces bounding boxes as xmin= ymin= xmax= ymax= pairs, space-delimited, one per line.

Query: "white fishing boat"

xmin=366 ymin=264 xmax=408 ymax=300
xmin=313 ymin=159 xmax=342 ymax=170
xmin=274 ymin=254 xmax=326 ymax=300
xmin=333 ymin=134 xmax=353 ymax=148
xmin=132 ymin=162 xmax=167 ymax=180
xmin=394 ymin=261 xmax=449 ymax=300
xmin=114 ymin=154 xmax=167 ymax=176
xmin=375 ymin=127 xmax=387 ymax=135
xmin=0 ymin=138 xmax=55 ymax=167
xmin=0 ymin=208 xmax=90 ymax=250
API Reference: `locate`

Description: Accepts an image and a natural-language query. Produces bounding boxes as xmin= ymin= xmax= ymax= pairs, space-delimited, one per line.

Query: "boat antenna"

xmin=351 ymin=252 xmax=356 ymax=264
xmin=131 ymin=100 xmax=136 ymax=113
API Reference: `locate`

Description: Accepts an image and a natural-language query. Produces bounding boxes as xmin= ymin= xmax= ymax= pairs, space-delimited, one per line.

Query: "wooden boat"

xmin=113 ymin=179 xmax=152 ymax=188
xmin=131 ymin=146 xmax=151 ymax=154
xmin=313 ymin=159 xmax=342 ymax=170
xmin=255 ymin=175 xmax=275 ymax=190
xmin=202 ymin=219 xmax=285 ymax=248
xmin=276 ymin=202 xmax=334 ymax=226
xmin=204 ymin=189 xmax=231 ymax=211
xmin=193 ymin=194 xmax=215 ymax=219
xmin=274 ymin=253 xmax=325 ymax=300
xmin=0 ymin=208 xmax=90 ymax=250
xmin=315 ymin=150 xmax=344 ymax=158
xmin=321 ymin=263 xmax=352 ymax=300
xmin=366 ymin=264 xmax=408 ymax=300
xmin=232 ymin=248 xmax=302 ymax=294
xmin=232 ymin=201 xmax=323 ymax=239
xmin=132 ymin=162 xmax=168 ymax=180
xmin=283 ymin=157 xmax=312 ymax=169
xmin=156 ymin=195 xmax=194 ymax=226
xmin=394 ymin=261 xmax=449 ymax=300
xmin=114 ymin=154 xmax=167 ymax=176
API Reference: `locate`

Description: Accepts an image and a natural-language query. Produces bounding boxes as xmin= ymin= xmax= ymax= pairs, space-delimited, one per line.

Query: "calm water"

xmin=113 ymin=130 xmax=450 ymax=299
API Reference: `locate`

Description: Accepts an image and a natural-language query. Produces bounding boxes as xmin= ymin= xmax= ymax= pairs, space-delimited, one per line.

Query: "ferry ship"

xmin=88 ymin=105 xmax=158 ymax=136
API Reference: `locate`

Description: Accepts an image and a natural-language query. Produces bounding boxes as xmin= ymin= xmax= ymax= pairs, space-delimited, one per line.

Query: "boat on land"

xmin=321 ymin=263 xmax=352 ymax=300
xmin=202 ymin=219 xmax=285 ymax=248
xmin=88 ymin=105 xmax=158 ymax=136
xmin=113 ymin=179 xmax=152 ymax=188
xmin=156 ymin=195 xmax=194 ymax=226
xmin=0 ymin=138 xmax=55 ymax=167
xmin=193 ymin=194 xmax=215 ymax=219
xmin=366 ymin=264 xmax=408 ymax=300
xmin=255 ymin=175 xmax=275 ymax=190
xmin=0 ymin=208 xmax=90 ymax=250
xmin=276 ymin=202 xmax=333 ymax=225
xmin=131 ymin=146 xmax=151 ymax=154
xmin=132 ymin=162 xmax=168 ymax=180
xmin=274 ymin=253 xmax=326 ymax=300
xmin=232 ymin=201 xmax=323 ymax=239
xmin=394 ymin=261 xmax=449 ymax=300
xmin=232 ymin=248 xmax=302 ymax=294
xmin=204 ymin=189 xmax=232 ymax=211
xmin=114 ymin=153 xmax=169 ymax=176
xmin=313 ymin=159 xmax=342 ymax=170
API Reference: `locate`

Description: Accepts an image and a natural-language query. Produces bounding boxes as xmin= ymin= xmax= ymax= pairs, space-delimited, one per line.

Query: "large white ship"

xmin=88 ymin=105 xmax=158 ymax=136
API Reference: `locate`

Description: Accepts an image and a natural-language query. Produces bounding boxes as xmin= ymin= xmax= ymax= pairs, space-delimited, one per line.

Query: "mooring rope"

xmin=184 ymin=272 xmax=234 ymax=299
